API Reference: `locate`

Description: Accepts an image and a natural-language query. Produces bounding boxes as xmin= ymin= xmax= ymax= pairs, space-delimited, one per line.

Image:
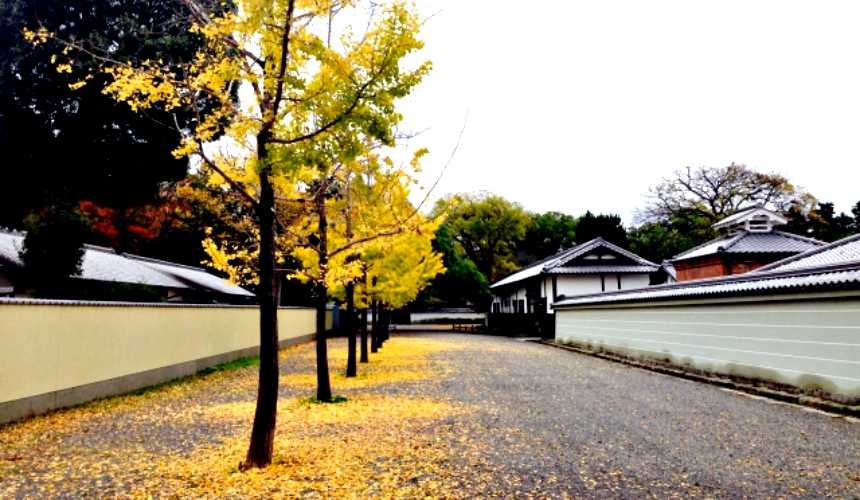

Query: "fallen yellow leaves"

xmin=137 ymin=394 xmax=470 ymax=498
xmin=0 ymin=336 xmax=477 ymax=498
xmin=286 ymin=336 xmax=464 ymax=390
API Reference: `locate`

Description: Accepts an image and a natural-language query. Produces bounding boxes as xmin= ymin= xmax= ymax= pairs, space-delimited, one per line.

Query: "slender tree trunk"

xmin=370 ymin=299 xmax=379 ymax=353
xmin=315 ymin=194 xmax=333 ymax=402
xmin=360 ymin=270 xmax=369 ymax=363
xmin=243 ymin=137 xmax=279 ymax=470
xmin=344 ymin=180 xmax=357 ymax=376
xmin=380 ymin=307 xmax=389 ymax=345
xmin=345 ymin=281 xmax=357 ymax=377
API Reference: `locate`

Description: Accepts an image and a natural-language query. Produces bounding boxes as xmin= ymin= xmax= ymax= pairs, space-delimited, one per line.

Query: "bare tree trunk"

xmin=345 ymin=281 xmax=357 ymax=377
xmin=242 ymin=140 xmax=279 ymax=470
xmin=315 ymin=194 xmax=333 ymax=402
xmin=360 ymin=269 xmax=369 ymax=363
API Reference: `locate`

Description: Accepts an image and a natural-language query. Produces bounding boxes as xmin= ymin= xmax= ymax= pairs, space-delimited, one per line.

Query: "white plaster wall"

xmin=556 ymin=276 xmax=603 ymax=297
xmin=555 ymin=297 xmax=860 ymax=398
xmin=492 ymin=287 xmax=528 ymax=313
xmin=620 ymin=274 xmax=650 ymax=290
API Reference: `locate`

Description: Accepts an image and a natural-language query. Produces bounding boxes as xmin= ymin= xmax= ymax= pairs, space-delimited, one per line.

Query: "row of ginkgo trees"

xmin=29 ymin=0 xmax=442 ymax=469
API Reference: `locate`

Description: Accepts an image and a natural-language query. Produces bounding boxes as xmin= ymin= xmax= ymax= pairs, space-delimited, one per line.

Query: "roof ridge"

xmin=125 ymin=253 xmax=210 ymax=273
xmin=670 ymin=232 xmax=732 ymax=260
xmin=489 ymin=244 xmax=579 ymax=288
xmin=770 ymin=230 xmax=826 ymax=245
xmin=548 ymin=237 xmax=657 ymax=270
xmin=718 ymin=231 xmax=750 ymax=252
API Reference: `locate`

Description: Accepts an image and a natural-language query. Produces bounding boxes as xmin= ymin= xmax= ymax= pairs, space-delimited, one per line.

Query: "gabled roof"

xmin=755 ymin=233 xmax=860 ymax=273
xmin=0 ymin=230 xmax=254 ymax=297
xmin=490 ymin=238 xmax=658 ymax=289
xmin=712 ymin=206 xmax=787 ymax=231
xmin=671 ymin=230 xmax=824 ymax=262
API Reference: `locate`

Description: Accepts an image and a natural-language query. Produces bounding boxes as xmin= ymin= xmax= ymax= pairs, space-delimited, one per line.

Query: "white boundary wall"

xmin=555 ymin=294 xmax=860 ymax=399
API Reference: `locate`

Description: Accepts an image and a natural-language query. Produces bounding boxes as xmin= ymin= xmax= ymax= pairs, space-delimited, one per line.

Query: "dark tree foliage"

xmin=574 ymin=211 xmax=628 ymax=248
xmin=18 ymin=204 xmax=89 ymax=296
xmin=785 ymin=201 xmax=856 ymax=242
xmin=0 ymin=0 xmax=208 ymax=234
xmin=415 ymin=223 xmax=490 ymax=310
xmin=520 ymin=211 xmax=577 ymax=263
xmin=852 ymin=201 xmax=860 ymax=234
xmin=628 ymin=209 xmax=716 ymax=264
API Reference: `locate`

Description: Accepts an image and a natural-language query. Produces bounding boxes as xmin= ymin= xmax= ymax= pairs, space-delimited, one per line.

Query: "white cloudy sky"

xmin=395 ymin=0 xmax=860 ymax=224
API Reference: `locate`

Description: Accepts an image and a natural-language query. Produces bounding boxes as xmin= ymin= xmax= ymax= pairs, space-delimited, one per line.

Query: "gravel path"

xmin=1 ymin=333 xmax=858 ymax=498
xmin=421 ymin=333 xmax=860 ymax=497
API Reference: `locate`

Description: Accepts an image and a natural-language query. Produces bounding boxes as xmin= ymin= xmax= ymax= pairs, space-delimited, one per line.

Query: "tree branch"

xmin=196 ymin=146 xmax=260 ymax=208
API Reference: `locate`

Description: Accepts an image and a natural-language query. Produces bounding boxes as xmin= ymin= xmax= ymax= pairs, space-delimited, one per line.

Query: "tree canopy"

xmin=520 ymin=211 xmax=577 ymax=264
xmin=0 ymin=0 xmax=209 ymax=228
xmin=639 ymin=163 xmax=813 ymax=225
xmin=432 ymin=193 xmax=531 ymax=283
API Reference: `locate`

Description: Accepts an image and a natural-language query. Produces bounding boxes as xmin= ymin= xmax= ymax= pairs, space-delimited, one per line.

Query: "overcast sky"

xmin=397 ymin=0 xmax=860 ymax=224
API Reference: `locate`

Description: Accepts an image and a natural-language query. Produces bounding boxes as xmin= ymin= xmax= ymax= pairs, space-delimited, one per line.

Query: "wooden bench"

xmin=452 ymin=322 xmax=481 ymax=333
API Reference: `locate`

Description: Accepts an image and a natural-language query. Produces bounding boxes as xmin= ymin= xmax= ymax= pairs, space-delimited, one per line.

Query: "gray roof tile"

xmin=491 ymin=238 xmax=658 ymax=288
xmin=672 ymin=230 xmax=823 ymax=261
xmin=547 ymin=265 xmax=658 ymax=274
xmin=554 ymin=265 xmax=860 ymax=307
xmin=0 ymin=230 xmax=254 ymax=297
xmin=756 ymin=233 xmax=860 ymax=272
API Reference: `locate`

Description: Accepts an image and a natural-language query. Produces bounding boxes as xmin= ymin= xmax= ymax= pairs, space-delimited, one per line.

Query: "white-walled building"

xmin=489 ymin=238 xmax=658 ymax=315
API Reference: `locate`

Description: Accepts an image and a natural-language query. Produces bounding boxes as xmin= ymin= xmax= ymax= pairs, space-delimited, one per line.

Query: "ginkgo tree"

xmin=31 ymin=0 xmax=431 ymax=469
xmin=310 ymin=148 xmax=445 ymax=385
xmin=202 ymin=143 xmax=444 ymax=399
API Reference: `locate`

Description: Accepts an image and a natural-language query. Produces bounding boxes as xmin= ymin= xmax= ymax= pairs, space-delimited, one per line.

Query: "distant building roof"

xmin=126 ymin=255 xmax=255 ymax=297
xmin=671 ymin=206 xmax=823 ymax=263
xmin=671 ymin=230 xmax=825 ymax=262
xmin=0 ymin=230 xmax=254 ymax=298
xmin=755 ymin=233 xmax=860 ymax=273
xmin=555 ymin=234 xmax=860 ymax=308
xmin=491 ymin=238 xmax=658 ymax=289
xmin=660 ymin=260 xmax=677 ymax=281
xmin=711 ymin=206 xmax=787 ymax=232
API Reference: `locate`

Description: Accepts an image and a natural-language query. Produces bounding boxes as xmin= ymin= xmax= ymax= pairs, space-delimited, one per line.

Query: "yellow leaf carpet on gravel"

xmin=0 ymin=336 xmax=477 ymax=498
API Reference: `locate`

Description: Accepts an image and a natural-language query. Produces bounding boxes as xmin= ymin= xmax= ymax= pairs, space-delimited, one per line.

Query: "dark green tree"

xmin=18 ymin=204 xmax=89 ymax=297
xmin=0 ymin=0 xmax=212 ymax=235
xmin=575 ymin=211 xmax=628 ymax=247
xmin=521 ymin=211 xmax=577 ymax=263
xmin=416 ymin=224 xmax=490 ymax=310
xmin=852 ymin=201 xmax=860 ymax=234
xmin=785 ymin=202 xmax=855 ymax=242
xmin=628 ymin=210 xmax=716 ymax=263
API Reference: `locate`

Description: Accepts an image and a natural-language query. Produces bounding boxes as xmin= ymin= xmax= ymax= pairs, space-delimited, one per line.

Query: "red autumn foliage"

xmin=78 ymin=200 xmax=182 ymax=249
